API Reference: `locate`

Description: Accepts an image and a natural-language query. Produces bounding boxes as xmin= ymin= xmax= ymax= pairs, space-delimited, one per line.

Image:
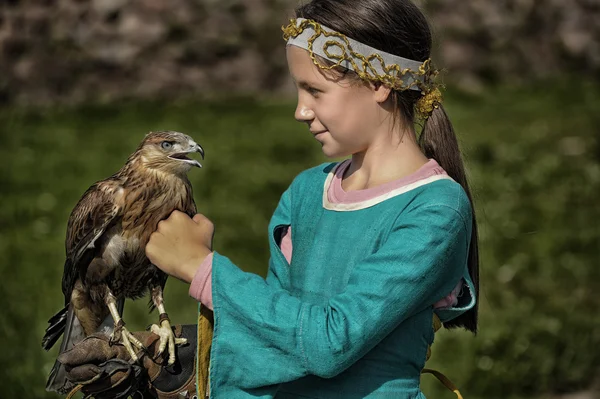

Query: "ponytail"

xmin=419 ymin=104 xmax=480 ymax=334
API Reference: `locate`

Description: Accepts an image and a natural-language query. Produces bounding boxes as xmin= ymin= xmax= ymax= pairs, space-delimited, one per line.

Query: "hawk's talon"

xmin=110 ymin=325 xmax=146 ymax=363
xmin=109 ymin=318 xmax=127 ymax=345
xmin=150 ymin=319 xmax=183 ymax=365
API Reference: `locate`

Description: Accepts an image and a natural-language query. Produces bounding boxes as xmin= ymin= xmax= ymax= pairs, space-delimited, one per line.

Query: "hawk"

xmin=42 ymin=131 xmax=204 ymax=394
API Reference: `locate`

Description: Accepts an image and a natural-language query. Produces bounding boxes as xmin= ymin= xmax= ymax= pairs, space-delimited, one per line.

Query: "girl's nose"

xmin=295 ymin=103 xmax=315 ymax=123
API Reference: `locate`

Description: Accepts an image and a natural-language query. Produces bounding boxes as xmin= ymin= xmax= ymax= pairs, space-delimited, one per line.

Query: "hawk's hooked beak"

xmin=190 ymin=143 xmax=204 ymax=168
xmin=195 ymin=144 xmax=205 ymax=160
xmin=169 ymin=143 xmax=205 ymax=168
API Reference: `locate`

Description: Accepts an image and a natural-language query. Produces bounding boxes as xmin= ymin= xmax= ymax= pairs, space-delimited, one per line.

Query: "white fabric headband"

xmin=284 ymin=17 xmax=431 ymax=91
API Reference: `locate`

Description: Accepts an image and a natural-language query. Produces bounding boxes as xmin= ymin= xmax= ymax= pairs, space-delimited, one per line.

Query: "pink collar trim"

xmin=327 ymin=158 xmax=448 ymax=205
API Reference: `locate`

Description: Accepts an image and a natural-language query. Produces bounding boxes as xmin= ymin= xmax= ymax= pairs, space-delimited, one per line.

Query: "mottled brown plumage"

xmin=42 ymin=131 xmax=204 ymax=394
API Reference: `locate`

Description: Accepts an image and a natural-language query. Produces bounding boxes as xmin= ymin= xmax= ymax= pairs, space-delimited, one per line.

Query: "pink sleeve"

xmin=280 ymin=226 xmax=292 ymax=264
xmin=188 ymin=252 xmax=214 ymax=310
xmin=433 ymin=279 xmax=462 ymax=309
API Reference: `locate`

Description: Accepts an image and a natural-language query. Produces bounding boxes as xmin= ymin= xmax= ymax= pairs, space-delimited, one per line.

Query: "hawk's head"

xmin=134 ymin=131 xmax=205 ymax=174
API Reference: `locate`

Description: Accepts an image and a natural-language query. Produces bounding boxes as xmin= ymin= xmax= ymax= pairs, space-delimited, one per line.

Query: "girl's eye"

xmin=161 ymin=141 xmax=173 ymax=150
xmin=308 ymin=87 xmax=320 ymax=96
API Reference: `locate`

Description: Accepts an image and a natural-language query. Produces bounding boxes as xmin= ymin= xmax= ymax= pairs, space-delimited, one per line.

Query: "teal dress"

xmin=203 ymin=162 xmax=476 ymax=398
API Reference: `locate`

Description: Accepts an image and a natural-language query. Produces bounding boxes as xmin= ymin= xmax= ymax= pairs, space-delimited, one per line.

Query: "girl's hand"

xmin=146 ymin=210 xmax=215 ymax=283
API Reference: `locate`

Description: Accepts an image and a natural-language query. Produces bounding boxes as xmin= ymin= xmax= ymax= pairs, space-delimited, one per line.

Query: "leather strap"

xmin=421 ymin=313 xmax=464 ymax=398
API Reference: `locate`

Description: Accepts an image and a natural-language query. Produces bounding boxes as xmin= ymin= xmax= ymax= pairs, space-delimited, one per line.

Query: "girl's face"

xmin=286 ymin=45 xmax=389 ymax=158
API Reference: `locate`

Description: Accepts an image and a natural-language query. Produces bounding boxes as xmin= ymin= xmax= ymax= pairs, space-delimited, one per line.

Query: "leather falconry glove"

xmin=57 ymin=324 xmax=198 ymax=399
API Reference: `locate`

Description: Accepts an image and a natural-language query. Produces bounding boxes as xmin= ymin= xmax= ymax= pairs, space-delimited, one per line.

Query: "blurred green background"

xmin=2 ymin=81 xmax=599 ymax=398
xmin=1 ymin=0 xmax=600 ymax=398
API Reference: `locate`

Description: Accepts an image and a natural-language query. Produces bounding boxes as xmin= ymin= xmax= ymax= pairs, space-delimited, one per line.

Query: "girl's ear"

xmin=372 ymin=82 xmax=392 ymax=103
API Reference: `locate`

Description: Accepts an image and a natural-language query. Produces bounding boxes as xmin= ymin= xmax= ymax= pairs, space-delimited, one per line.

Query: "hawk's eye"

xmin=161 ymin=141 xmax=173 ymax=150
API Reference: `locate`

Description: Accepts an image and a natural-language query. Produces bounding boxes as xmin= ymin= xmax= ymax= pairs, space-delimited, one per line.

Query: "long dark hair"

xmin=296 ymin=0 xmax=479 ymax=333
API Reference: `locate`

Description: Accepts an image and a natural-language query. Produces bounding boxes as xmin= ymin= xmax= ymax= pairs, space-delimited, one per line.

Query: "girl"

xmin=147 ymin=0 xmax=479 ymax=397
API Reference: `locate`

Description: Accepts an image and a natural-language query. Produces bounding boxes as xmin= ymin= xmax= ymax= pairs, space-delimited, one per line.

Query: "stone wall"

xmin=423 ymin=0 xmax=600 ymax=92
xmin=1 ymin=0 xmax=598 ymax=106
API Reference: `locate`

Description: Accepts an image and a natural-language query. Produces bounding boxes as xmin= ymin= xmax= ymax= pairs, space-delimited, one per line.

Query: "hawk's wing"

xmin=62 ymin=180 xmax=123 ymax=304
xmin=184 ymin=181 xmax=197 ymax=217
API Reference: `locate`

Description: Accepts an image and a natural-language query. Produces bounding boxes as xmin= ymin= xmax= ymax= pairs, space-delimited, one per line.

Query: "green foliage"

xmin=0 ymin=81 xmax=598 ymax=398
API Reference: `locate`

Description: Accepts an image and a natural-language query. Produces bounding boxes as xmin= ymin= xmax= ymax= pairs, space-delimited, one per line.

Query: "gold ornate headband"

xmin=282 ymin=18 xmax=443 ymax=119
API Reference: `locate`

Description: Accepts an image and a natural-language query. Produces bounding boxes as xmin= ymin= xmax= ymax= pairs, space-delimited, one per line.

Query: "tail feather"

xmin=45 ymin=358 xmax=74 ymax=395
xmin=44 ymin=298 xmax=125 ymax=394
xmin=44 ymin=305 xmax=85 ymax=393
xmin=42 ymin=306 xmax=68 ymax=351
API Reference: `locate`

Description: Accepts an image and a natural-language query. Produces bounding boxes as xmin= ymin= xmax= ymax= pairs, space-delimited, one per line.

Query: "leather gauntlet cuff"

xmin=147 ymin=324 xmax=198 ymax=399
